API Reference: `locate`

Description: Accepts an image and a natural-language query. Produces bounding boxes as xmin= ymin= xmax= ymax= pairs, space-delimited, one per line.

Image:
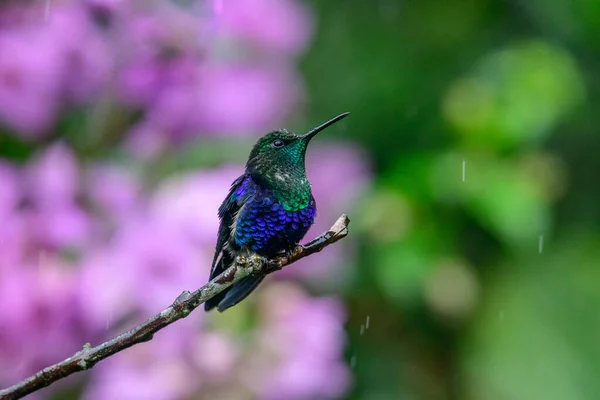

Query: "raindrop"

xmin=106 ymin=310 xmax=113 ymax=330
xmin=360 ymin=324 xmax=364 ymax=335
xmin=350 ymin=355 xmax=356 ymax=369
xmin=366 ymin=315 xmax=370 ymax=330
xmin=539 ymin=235 xmax=544 ymax=254
xmin=462 ymin=159 xmax=466 ymax=182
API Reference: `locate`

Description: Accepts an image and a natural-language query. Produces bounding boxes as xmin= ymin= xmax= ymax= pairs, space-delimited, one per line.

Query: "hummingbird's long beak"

xmin=302 ymin=112 xmax=350 ymax=142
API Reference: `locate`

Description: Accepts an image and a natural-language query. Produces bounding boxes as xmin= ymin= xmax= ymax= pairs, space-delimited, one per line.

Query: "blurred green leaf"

xmin=462 ymin=235 xmax=600 ymax=400
xmin=444 ymin=41 xmax=585 ymax=150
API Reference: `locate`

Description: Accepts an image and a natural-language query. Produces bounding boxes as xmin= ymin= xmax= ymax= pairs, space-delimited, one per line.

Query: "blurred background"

xmin=0 ymin=0 xmax=599 ymax=399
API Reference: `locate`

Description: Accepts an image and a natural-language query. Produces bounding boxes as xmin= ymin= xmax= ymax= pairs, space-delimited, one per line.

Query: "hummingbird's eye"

xmin=272 ymin=139 xmax=285 ymax=148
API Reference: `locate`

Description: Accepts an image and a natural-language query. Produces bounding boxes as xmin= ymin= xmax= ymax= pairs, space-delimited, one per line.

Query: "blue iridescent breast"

xmin=234 ymin=189 xmax=316 ymax=255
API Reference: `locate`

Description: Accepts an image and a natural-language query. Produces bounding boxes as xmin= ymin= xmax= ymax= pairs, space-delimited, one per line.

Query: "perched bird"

xmin=205 ymin=112 xmax=350 ymax=312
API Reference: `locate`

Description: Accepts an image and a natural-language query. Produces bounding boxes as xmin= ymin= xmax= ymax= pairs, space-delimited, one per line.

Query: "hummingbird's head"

xmin=246 ymin=112 xmax=349 ymax=186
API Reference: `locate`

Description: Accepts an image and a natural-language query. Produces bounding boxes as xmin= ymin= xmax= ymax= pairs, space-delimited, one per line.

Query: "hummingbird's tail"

xmin=218 ymin=274 xmax=265 ymax=312
xmin=204 ymin=255 xmax=265 ymax=312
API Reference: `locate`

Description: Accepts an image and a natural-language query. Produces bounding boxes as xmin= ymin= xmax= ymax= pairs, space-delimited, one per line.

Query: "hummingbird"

xmin=204 ymin=112 xmax=350 ymax=312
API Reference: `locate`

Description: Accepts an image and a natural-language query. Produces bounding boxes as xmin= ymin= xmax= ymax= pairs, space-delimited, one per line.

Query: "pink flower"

xmin=192 ymin=332 xmax=240 ymax=379
xmin=115 ymin=3 xmax=204 ymax=107
xmin=125 ymin=121 xmax=171 ymax=159
xmin=0 ymin=260 xmax=88 ymax=386
xmin=0 ymin=161 xmax=20 ymax=220
xmin=125 ymin=61 xmax=301 ymax=155
xmin=150 ymin=166 xmax=242 ymax=245
xmin=0 ymin=163 xmax=25 ymax=273
xmin=102 ymin=218 xmax=209 ymax=315
xmin=0 ymin=31 xmax=61 ymax=137
xmin=77 ymin=165 xmax=244 ymax=329
xmin=76 ymin=250 xmax=136 ymax=330
xmin=194 ymin=63 xmax=302 ymax=135
xmin=24 ymin=143 xmax=79 ymax=207
xmin=22 ymin=144 xmax=92 ymax=250
xmin=0 ymin=2 xmax=358 ymax=399
xmin=83 ymin=320 xmax=202 ymax=400
xmin=47 ymin=5 xmax=113 ymax=104
xmin=244 ymin=283 xmax=351 ymax=400
xmin=86 ymin=164 xmax=142 ymax=220
xmin=0 ymin=2 xmax=112 ymax=138
xmin=0 ymin=214 xmax=26 ymax=275
xmin=76 ymin=214 xmax=209 ymax=331
xmin=307 ymin=143 xmax=371 ymax=215
xmin=22 ymin=203 xmax=91 ymax=251
xmin=217 ymin=0 xmax=313 ymax=55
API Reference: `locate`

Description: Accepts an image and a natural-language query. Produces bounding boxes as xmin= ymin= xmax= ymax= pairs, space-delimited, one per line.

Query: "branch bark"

xmin=0 ymin=215 xmax=350 ymax=400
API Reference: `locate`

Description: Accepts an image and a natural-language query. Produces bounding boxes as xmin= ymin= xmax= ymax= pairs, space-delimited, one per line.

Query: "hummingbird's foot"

xmin=257 ymin=254 xmax=270 ymax=271
xmin=282 ymin=245 xmax=303 ymax=260
xmin=283 ymin=248 xmax=295 ymax=260
xmin=235 ymin=252 xmax=268 ymax=274
xmin=274 ymin=248 xmax=293 ymax=258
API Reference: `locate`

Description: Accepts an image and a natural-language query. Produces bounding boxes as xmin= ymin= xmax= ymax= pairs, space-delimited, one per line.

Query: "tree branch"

xmin=0 ymin=215 xmax=351 ymax=400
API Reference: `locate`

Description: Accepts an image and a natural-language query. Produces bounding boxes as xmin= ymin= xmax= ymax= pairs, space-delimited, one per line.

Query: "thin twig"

xmin=0 ymin=215 xmax=351 ymax=400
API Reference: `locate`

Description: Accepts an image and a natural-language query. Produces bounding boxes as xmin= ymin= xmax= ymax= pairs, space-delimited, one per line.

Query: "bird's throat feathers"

xmin=249 ymin=163 xmax=312 ymax=208
xmin=246 ymin=131 xmax=312 ymax=204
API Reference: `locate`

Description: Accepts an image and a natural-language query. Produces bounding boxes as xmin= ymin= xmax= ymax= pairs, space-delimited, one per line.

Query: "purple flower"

xmin=22 ymin=144 xmax=92 ymax=250
xmin=191 ymin=332 xmax=240 ymax=379
xmin=83 ymin=319 xmax=202 ymax=400
xmin=24 ymin=143 xmax=79 ymax=208
xmin=85 ymin=361 xmax=194 ymax=400
xmin=114 ymin=3 xmax=204 ymax=107
xmin=118 ymin=58 xmax=166 ymax=108
xmin=0 ymin=0 xmax=312 ymax=146
xmin=0 ymin=162 xmax=26 ymax=274
xmin=125 ymin=61 xmax=301 ymax=155
xmin=48 ymin=5 xmax=113 ymax=104
xmin=0 ymin=213 xmax=25 ymax=275
xmin=125 ymin=121 xmax=171 ymax=159
xmin=86 ymin=164 xmax=142 ymax=220
xmin=216 ymin=0 xmax=313 ymax=55
xmin=76 ymin=212 xmax=209 ymax=332
xmin=0 ymin=31 xmax=61 ymax=137
xmin=114 ymin=0 xmax=311 ymax=150
xmin=193 ymin=63 xmax=302 ymax=135
xmin=128 ymin=63 xmax=203 ymax=139
xmin=150 ymin=166 xmax=242 ymax=245
xmin=0 ymin=3 xmax=38 ymax=27
xmin=0 ymin=161 xmax=19 ymax=220
xmin=243 ymin=283 xmax=351 ymax=400
xmin=77 ymin=165 xmax=244 ymax=335
xmin=307 ymin=143 xmax=371 ymax=214
xmin=22 ymin=204 xmax=92 ymax=252
xmin=0 ymin=2 xmax=112 ymax=138
xmin=100 ymin=218 xmax=210 ymax=315
xmin=0 ymin=3 xmax=357 ymax=399
xmin=76 ymin=250 xmax=136 ymax=330
xmin=0 ymin=261 xmax=88 ymax=386
xmin=84 ymin=0 xmax=125 ymax=16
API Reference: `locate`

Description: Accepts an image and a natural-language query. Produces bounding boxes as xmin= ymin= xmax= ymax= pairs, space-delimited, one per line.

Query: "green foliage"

xmin=303 ymin=0 xmax=600 ymax=398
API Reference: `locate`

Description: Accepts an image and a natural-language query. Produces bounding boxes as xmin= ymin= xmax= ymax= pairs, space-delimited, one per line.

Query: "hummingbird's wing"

xmin=205 ymin=174 xmax=253 ymax=311
xmin=211 ymin=174 xmax=251 ymax=275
